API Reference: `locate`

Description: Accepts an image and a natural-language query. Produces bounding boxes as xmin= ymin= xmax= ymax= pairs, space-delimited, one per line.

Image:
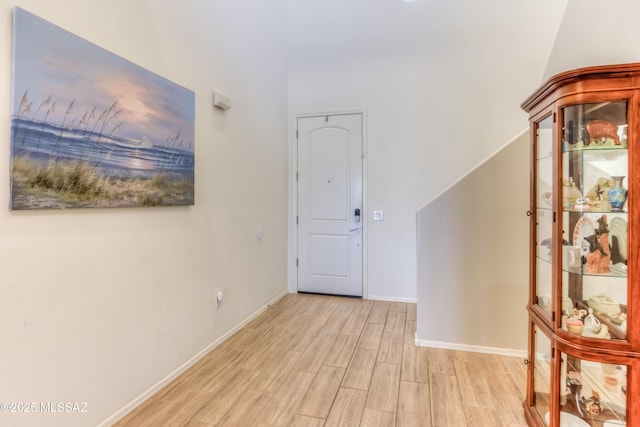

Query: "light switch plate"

xmin=373 ymin=210 xmax=384 ymax=221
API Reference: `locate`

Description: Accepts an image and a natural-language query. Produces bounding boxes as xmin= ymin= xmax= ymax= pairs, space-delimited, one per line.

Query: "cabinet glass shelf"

xmin=562 ymin=265 xmax=627 ymax=278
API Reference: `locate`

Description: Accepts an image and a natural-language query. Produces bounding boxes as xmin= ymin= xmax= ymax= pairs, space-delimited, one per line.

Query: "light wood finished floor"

xmin=114 ymin=293 xmax=527 ymax=426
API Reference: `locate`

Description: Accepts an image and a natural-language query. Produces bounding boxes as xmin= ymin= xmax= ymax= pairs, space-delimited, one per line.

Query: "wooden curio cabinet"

xmin=522 ymin=63 xmax=640 ymax=427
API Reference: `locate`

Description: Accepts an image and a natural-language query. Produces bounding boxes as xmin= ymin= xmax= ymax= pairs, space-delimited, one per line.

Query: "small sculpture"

xmin=585 ymin=177 xmax=613 ymax=211
xmin=583 ymin=308 xmax=601 ymax=334
xmin=566 ymin=317 xmax=584 ymax=334
xmin=580 ymin=391 xmax=603 ymax=416
xmin=567 ymin=375 xmax=585 ymax=418
xmin=563 ymin=177 xmax=582 ymax=209
xmin=565 ymin=307 xmax=587 ymax=334
xmin=586 ymin=120 xmax=620 ymax=145
xmin=583 ymin=215 xmax=611 ymax=274
xmin=563 ymin=121 xmax=591 ymax=147
xmin=567 ymin=374 xmax=603 ymax=418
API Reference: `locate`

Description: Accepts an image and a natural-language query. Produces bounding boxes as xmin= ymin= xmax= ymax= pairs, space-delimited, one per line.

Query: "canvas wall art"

xmin=10 ymin=7 xmax=195 ymax=210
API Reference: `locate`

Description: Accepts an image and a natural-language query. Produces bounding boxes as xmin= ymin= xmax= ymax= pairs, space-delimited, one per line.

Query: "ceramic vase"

xmin=608 ymin=175 xmax=628 ymax=211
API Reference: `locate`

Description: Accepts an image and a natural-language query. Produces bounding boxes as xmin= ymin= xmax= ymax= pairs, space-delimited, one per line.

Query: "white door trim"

xmin=288 ymin=109 xmax=368 ymax=298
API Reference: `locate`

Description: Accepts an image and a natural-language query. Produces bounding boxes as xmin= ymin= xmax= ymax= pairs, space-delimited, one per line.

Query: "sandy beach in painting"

xmin=10 ymin=112 xmax=194 ymax=209
xmin=11 ymin=158 xmax=194 ymax=210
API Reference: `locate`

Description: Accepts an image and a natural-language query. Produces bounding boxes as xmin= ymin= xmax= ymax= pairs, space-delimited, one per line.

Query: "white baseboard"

xmin=366 ymin=295 xmax=417 ymax=303
xmin=99 ymin=290 xmax=288 ymax=427
xmin=415 ymin=337 xmax=527 ymax=359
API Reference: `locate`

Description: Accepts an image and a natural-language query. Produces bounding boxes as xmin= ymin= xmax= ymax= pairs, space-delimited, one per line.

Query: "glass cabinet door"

xmin=533 ymin=325 xmax=553 ymax=425
xmin=561 ymin=102 xmax=629 ymax=341
xmin=535 ymin=115 xmax=554 ymax=315
xmin=559 ymin=350 xmax=627 ymax=425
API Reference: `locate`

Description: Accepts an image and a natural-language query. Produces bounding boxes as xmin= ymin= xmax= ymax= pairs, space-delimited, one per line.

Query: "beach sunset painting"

xmin=10 ymin=7 xmax=195 ymax=210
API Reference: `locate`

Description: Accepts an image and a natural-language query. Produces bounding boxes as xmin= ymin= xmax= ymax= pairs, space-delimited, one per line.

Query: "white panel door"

xmin=297 ymin=114 xmax=363 ymax=296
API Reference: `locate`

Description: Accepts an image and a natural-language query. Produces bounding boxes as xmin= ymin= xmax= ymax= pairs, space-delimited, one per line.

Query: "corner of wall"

xmin=416 ymin=132 xmax=530 ymax=353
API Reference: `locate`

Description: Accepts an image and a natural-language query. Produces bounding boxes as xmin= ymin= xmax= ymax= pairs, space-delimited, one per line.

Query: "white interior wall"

xmin=416 ymin=133 xmax=530 ymax=354
xmin=543 ymin=0 xmax=640 ymax=80
xmin=0 ymin=1 xmax=288 ymax=426
xmin=287 ymin=0 xmax=567 ymax=301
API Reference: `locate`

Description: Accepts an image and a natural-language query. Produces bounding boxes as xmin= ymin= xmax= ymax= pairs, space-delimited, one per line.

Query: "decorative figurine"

xmin=583 ymin=308 xmax=601 ymax=334
xmin=565 ymin=307 xmax=587 ymax=334
xmin=586 ymin=119 xmax=620 ymax=145
xmin=580 ymin=391 xmax=603 ymax=416
xmin=567 ymin=375 xmax=586 ymax=418
xmin=566 ymin=317 xmax=584 ymax=334
xmin=563 ymin=121 xmax=591 ymax=148
xmin=563 ymin=177 xmax=582 ymax=209
xmin=585 ymin=177 xmax=613 ymax=211
xmin=583 ymin=215 xmax=611 ymax=274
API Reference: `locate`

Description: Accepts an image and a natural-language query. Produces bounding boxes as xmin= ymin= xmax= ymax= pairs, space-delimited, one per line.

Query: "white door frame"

xmin=288 ymin=109 xmax=368 ymax=298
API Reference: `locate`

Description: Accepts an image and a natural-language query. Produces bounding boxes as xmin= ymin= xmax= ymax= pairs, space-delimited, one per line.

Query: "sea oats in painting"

xmin=10 ymin=7 xmax=195 ymax=210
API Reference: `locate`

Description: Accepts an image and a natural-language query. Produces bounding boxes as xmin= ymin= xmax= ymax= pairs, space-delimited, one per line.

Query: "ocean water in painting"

xmin=12 ymin=117 xmax=194 ymax=179
xmin=10 ymin=7 xmax=195 ymax=210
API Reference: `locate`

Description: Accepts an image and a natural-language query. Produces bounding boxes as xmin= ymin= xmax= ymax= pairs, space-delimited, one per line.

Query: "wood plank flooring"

xmin=114 ymin=293 xmax=527 ymax=426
